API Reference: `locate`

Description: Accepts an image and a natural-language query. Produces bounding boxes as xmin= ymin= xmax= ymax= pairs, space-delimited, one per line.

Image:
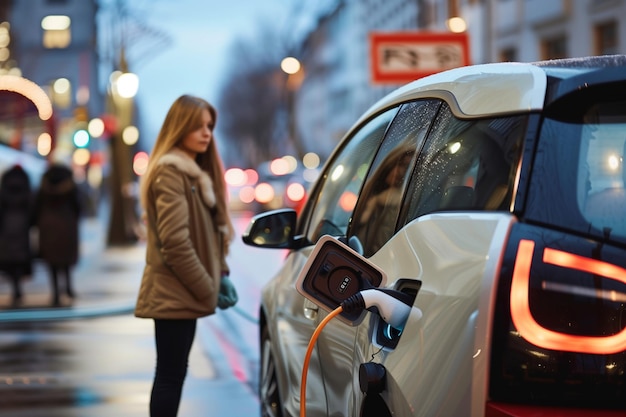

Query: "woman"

xmin=0 ymin=165 xmax=33 ymax=307
xmin=135 ymin=95 xmax=235 ymax=417
xmin=33 ymin=163 xmax=81 ymax=306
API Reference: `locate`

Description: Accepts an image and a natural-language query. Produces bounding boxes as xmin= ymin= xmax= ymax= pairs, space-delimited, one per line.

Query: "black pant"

xmin=150 ymin=318 xmax=197 ymax=417
xmin=49 ymin=264 xmax=73 ymax=305
xmin=4 ymin=265 xmax=24 ymax=304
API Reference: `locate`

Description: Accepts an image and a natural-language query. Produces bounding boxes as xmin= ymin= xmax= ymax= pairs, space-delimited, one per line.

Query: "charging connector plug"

xmin=341 ymin=288 xmax=414 ymax=330
xmin=301 ymin=287 xmax=420 ymax=417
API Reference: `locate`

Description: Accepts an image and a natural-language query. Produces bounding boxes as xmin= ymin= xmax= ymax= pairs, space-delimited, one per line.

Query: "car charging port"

xmin=300 ymin=287 xmax=423 ymax=417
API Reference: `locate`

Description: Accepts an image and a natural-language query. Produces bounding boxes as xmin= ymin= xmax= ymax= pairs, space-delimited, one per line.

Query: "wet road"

xmin=0 ymin=317 xmax=157 ymax=416
xmin=0 ymin=210 xmax=286 ymax=416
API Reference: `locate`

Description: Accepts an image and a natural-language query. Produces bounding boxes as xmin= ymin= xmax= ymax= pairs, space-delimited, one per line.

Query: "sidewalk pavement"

xmin=0 ymin=212 xmax=262 ymax=416
xmin=0 ymin=214 xmax=146 ymax=321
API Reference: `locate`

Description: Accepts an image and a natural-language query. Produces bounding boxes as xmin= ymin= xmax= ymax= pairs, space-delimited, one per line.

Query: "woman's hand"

xmin=217 ymin=273 xmax=238 ymax=309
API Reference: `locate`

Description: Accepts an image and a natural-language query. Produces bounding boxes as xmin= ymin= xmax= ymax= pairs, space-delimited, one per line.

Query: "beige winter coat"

xmin=134 ymin=148 xmax=228 ymax=319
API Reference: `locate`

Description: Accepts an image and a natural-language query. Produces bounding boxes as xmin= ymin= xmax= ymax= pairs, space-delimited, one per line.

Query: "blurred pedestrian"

xmin=134 ymin=95 xmax=235 ymax=417
xmin=33 ymin=163 xmax=81 ymax=306
xmin=0 ymin=165 xmax=34 ymax=307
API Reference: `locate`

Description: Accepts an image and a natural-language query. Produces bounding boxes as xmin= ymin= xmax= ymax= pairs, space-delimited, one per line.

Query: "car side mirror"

xmin=242 ymin=208 xmax=299 ymax=249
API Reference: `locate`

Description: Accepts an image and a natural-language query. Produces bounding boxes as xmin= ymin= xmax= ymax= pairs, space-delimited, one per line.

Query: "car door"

xmin=313 ymin=99 xmax=441 ymax=417
xmin=349 ymin=104 xmax=528 ymax=417
xmin=273 ymin=107 xmax=397 ymax=417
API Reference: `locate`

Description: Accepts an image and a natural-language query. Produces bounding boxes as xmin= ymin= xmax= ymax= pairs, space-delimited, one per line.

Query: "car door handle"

xmin=303 ymin=299 xmax=319 ymax=321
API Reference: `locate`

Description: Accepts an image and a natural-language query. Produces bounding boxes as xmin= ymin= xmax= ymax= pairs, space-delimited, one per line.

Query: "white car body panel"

xmin=261 ymin=246 xmax=327 ymax=417
xmin=354 ymin=63 xmax=548 ymax=128
xmin=347 ymin=212 xmax=517 ymax=417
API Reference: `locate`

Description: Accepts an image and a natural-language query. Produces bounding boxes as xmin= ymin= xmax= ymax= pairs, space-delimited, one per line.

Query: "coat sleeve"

xmin=152 ymin=165 xmax=215 ymax=301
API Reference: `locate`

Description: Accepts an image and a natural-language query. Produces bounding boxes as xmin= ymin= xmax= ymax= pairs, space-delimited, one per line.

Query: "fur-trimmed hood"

xmin=156 ymin=147 xmax=216 ymax=208
xmin=136 ymin=146 xmax=230 ymax=319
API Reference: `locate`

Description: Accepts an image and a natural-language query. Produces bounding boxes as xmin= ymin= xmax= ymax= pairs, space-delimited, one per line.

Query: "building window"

xmin=41 ymin=15 xmax=71 ymax=49
xmin=541 ymin=35 xmax=567 ymax=60
xmin=594 ymin=21 xmax=618 ymax=55
xmin=51 ymin=77 xmax=71 ymax=108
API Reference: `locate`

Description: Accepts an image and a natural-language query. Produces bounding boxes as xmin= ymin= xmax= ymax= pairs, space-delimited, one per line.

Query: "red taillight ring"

xmin=510 ymin=239 xmax=626 ymax=355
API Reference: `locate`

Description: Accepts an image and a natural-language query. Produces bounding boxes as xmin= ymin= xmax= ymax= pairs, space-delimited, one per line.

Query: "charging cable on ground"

xmin=300 ymin=288 xmax=420 ymax=417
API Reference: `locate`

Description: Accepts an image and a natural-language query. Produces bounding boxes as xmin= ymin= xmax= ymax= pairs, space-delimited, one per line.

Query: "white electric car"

xmin=243 ymin=55 xmax=626 ymax=417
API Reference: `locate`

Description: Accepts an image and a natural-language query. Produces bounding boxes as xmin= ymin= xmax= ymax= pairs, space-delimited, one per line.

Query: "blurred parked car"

xmin=227 ymin=162 xmax=311 ymax=214
xmin=243 ymin=55 xmax=626 ymax=417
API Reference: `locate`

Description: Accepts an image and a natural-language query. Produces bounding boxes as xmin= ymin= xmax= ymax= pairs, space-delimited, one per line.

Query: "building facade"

xmin=294 ymin=0 xmax=626 ymax=159
xmin=4 ymin=0 xmax=104 ymax=177
xmin=490 ymin=0 xmax=626 ymax=63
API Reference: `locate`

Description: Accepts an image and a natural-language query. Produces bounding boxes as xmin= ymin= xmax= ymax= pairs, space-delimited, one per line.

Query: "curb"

xmin=0 ymin=301 xmax=136 ymax=322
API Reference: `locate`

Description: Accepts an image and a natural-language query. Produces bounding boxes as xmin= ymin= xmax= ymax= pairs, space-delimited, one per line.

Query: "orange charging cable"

xmin=300 ymin=305 xmax=344 ymax=417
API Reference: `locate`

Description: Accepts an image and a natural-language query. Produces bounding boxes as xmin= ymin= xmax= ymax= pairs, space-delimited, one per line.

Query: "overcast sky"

xmin=121 ymin=0 xmax=296 ymax=142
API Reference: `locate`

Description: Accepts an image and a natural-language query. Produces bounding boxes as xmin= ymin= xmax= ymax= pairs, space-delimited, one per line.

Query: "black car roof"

xmin=534 ymin=55 xmax=626 ymax=106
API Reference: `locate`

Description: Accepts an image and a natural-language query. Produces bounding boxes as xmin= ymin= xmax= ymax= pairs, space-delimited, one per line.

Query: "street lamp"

xmin=446 ymin=16 xmax=467 ymax=33
xmin=280 ymin=56 xmax=305 ymax=159
xmin=106 ymin=49 xmax=141 ymax=246
xmin=108 ymin=56 xmax=138 ymax=128
xmin=446 ymin=0 xmax=467 ymax=33
xmin=281 ymin=57 xmax=301 ymax=75
xmin=114 ymin=71 xmax=139 ymax=98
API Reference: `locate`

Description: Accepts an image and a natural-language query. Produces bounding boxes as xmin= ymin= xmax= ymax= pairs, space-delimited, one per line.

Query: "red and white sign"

xmin=370 ymin=32 xmax=470 ymax=85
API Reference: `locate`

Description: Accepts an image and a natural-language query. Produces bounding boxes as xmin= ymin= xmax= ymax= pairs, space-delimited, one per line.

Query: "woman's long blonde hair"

xmin=140 ymin=95 xmax=235 ymax=248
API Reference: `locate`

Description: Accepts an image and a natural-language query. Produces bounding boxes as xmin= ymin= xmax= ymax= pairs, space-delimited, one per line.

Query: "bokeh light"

xmin=37 ymin=132 xmax=52 ymax=157
xmin=225 ymin=167 xmax=246 ymax=186
xmin=244 ymin=168 xmax=258 ymax=185
xmin=72 ymin=148 xmax=90 ymax=166
xmin=280 ymin=57 xmax=301 ymax=75
xmin=88 ymin=118 xmax=105 ymax=138
xmin=239 ymin=186 xmax=256 ymax=204
xmin=339 ymin=191 xmax=358 ymax=212
xmin=122 ymin=125 xmax=139 ymax=145
xmin=73 ymin=129 xmax=90 ymax=148
xmin=286 ymin=182 xmax=306 ymax=202
xmin=447 ymin=17 xmax=467 ymax=33
xmin=255 ymin=182 xmax=275 ymax=203
xmin=270 ymin=158 xmax=289 ymax=176
xmin=133 ymin=151 xmax=149 ymax=176
xmin=303 ymin=152 xmax=320 ymax=169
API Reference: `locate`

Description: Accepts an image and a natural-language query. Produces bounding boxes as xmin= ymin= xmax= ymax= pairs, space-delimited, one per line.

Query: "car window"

xmin=526 ymin=94 xmax=626 ymax=245
xmin=582 ymin=115 xmax=626 ymax=239
xmin=350 ymin=100 xmax=440 ymax=257
xmin=305 ymin=108 xmax=397 ymax=243
xmin=401 ymin=104 xmax=527 ymax=224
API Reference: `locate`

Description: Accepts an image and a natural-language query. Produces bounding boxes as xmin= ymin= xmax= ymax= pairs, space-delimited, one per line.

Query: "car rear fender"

xmin=356 ymin=212 xmax=516 ymax=417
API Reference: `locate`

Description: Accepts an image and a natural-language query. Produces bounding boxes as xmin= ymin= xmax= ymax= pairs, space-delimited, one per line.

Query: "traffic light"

xmin=72 ymin=128 xmax=90 ymax=148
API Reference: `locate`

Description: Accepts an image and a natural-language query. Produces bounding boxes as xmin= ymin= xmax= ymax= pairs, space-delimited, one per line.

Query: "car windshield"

xmin=525 ymin=96 xmax=626 ymax=245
